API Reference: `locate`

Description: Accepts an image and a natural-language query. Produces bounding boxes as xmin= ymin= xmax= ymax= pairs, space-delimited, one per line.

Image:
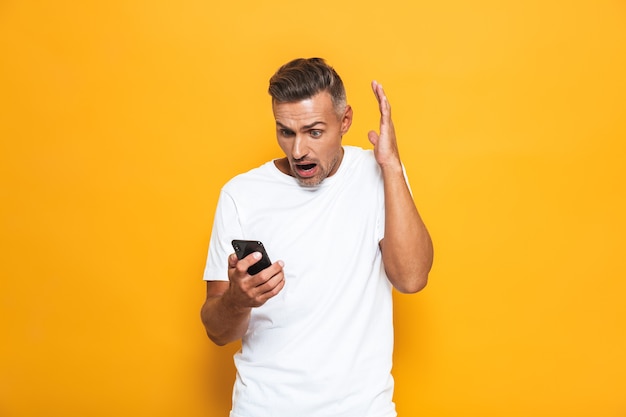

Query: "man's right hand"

xmin=201 ymin=254 xmax=285 ymax=346
xmin=225 ymin=252 xmax=285 ymax=309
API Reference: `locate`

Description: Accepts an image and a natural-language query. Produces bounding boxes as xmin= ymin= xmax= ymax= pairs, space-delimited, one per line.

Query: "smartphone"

xmin=231 ymin=240 xmax=272 ymax=275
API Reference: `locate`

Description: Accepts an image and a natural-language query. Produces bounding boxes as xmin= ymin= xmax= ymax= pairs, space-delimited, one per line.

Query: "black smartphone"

xmin=231 ymin=240 xmax=272 ymax=275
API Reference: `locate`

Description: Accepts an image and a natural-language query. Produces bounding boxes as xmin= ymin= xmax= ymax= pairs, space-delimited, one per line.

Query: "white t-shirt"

xmin=204 ymin=146 xmax=397 ymax=417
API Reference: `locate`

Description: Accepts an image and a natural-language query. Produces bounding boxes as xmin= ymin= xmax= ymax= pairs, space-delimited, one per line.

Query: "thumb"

xmin=368 ymin=130 xmax=379 ymax=146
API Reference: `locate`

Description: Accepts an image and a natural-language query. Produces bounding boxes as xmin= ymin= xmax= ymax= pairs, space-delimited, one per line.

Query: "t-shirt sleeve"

xmin=202 ymin=189 xmax=243 ymax=281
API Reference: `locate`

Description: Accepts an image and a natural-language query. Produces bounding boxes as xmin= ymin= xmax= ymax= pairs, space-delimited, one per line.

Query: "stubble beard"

xmin=293 ymin=150 xmax=342 ymax=188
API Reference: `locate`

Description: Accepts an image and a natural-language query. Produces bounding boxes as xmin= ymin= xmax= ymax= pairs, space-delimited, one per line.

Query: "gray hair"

xmin=268 ymin=58 xmax=347 ymax=114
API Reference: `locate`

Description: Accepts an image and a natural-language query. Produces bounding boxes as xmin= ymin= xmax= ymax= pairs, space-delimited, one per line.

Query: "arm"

xmin=200 ymin=252 xmax=285 ymax=345
xmin=368 ymin=81 xmax=434 ymax=293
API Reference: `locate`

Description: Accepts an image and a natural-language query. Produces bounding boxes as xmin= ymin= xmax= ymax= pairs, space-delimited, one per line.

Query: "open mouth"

xmin=294 ymin=162 xmax=318 ymax=178
xmin=297 ymin=163 xmax=316 ymax=171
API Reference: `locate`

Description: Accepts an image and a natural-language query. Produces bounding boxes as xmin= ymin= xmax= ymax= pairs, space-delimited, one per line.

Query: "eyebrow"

xmin=276 ymin=121 xmax=327 ymax=131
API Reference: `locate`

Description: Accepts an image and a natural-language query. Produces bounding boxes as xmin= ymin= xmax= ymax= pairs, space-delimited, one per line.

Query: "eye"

xmin=280 ymin=129 xmax=295 ymax=137
xmin=310 ymin=130 xmax=323 ymax=138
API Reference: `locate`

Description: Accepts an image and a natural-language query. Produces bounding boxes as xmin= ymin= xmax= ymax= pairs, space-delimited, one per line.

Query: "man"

xmin=201 ymin=58 xmax=433 ymax=417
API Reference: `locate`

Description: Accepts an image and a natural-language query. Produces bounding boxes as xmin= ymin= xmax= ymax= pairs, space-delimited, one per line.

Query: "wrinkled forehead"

xmin=272 ymin=92 xmax=343 ymax=122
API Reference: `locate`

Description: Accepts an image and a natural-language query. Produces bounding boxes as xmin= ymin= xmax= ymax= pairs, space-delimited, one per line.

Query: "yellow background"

xmin=1 ymin=1 xmax=625 ymax=416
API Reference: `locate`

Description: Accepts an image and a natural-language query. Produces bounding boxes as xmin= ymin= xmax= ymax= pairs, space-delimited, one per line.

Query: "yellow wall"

xmin=1 ymin=1 xmax=625 ymax=416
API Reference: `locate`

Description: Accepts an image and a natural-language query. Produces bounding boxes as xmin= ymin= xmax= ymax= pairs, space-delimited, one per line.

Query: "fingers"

xmin=245 ymin=262 xmax=285 ymax=307
xmin=370 ymin=80 xmax=393 ymax=141
xmin=371 ymin=80 xmax=382 ymax=100
xmin=228 ymin=253 xmax=285 ymax=308
xmin=253 ymin=263 xmax=285 ymax=299
xmin=231 ymin=251 xmax=263 ymax=273
xmin=369 ymin=80 xmax=401 ymax=167
xmin=371 ymin=80 xmax=391 ymax=120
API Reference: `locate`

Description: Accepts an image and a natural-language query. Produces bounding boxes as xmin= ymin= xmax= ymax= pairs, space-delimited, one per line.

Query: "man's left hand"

xmin=368 ymin=81 xmax=402 ymax=171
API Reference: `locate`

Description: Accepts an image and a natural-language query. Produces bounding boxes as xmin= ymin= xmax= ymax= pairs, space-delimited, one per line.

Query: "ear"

xmin=340 ymin=105 xmax=353 ymax=136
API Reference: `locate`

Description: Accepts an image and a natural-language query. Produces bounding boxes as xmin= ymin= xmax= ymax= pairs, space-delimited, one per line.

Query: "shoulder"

xmin=219 ymin=159 xmax=295 ymax=206
xmin=342 ymin=146 xmax=381 ymax=177
xmin=344 ymin=145 xmax=377 ymax=164
xmin=222 ymin=160 xmax=279 ymax=191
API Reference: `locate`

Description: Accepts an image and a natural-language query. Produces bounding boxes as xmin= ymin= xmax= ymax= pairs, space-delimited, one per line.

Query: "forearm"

xmin=201 ymin=256 xmax=286 ymax=345
xmin=381 ymin=164 xmax=433 ymax=293
xmin=201 ymin=291 xmax=250 ymax=346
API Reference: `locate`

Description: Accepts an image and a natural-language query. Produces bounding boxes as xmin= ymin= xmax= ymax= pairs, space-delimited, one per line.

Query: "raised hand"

xmin=367 ymin=81 xmax=401 ymax=171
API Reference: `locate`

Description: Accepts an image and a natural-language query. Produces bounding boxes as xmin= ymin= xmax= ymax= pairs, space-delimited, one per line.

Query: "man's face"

xmin=273 ymin=91 xmax=352 ymax=187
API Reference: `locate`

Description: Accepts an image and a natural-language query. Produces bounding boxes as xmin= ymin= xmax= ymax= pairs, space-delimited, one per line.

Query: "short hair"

xmin=268 ymin=58 xmax=347 ymax=114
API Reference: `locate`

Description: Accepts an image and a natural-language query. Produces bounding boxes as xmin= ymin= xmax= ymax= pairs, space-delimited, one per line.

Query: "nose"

xmin=292 ymin=135 xmax=308 ymax=160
